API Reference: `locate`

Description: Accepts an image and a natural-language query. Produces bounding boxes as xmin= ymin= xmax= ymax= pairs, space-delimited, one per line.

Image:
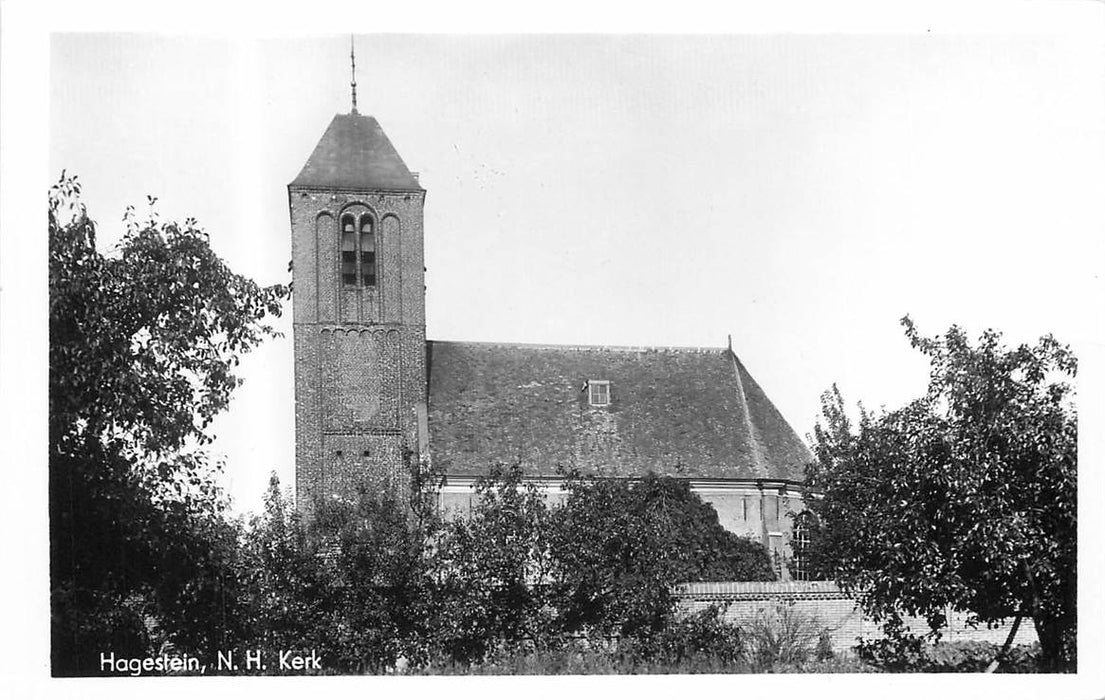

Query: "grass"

xmin=410 ymin=639 xmax=1043 ymax=675
xmin=413 ymin=644 xmax=878 ymax=675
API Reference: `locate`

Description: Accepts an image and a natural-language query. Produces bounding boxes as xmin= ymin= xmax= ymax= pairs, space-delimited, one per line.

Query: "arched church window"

xmin=792 ymin=511 xmax=815 ymax=581
xmin=341 ymin=214 xmax=357 ymax=286
xmin=339 ymin=212 xmax=378 ymax=288
xmin=359 ymin=216 xmax=376 ymax=287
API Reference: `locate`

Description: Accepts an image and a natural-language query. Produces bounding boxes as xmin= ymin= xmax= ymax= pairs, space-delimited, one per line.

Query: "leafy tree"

xmin=806 ymin=317 xmax=1076 ymax=671
xmin=308 ymin=485 xmax=434 ymax=672
xmin=431 ymin=463 xmax=556 ymax=662
xmin=49 ymin=174 xmax=288 ymax=674
xmin=548 ymin=472 xmax=775 ymax=640
xmin=234 ymin=456 xmax=443 ymax=674
xmin=288 ymin=450 xmax=447 ymax=673
xmin=234 ymin=475 xmax=330 ymax=667
xmin=226 ymin=461 xmax=777 ymax=673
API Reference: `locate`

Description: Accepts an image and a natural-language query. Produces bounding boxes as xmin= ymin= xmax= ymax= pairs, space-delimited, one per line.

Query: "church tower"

xmin=288 ymin=101 xmax=426 ymax=514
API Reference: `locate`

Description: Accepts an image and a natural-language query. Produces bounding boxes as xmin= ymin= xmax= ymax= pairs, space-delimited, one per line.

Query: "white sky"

xmin=5 ymin=1 xmax=1105 ymax=696
xmin=47 ymin=31 xmax=1105 ymax=516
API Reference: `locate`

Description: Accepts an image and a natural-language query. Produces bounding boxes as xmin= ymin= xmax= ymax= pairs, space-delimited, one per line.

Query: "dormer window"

xmin=588 ymin=380 xmax=611 ymax=406
xmin=340 ymin=212 xmax=376 ymax=288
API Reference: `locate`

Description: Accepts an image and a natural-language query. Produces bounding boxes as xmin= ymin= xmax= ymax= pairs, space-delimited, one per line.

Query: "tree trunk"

xmin=1023 ymin=559 xmax=1076 ymax=672
xmin=1033 ymin=614 xmax=1077 ymax=673
xmin=984 ymin=613 xmax=1022 ymax=673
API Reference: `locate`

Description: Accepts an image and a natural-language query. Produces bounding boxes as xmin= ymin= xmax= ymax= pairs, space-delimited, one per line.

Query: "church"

xmin=287 ymin=102 xmax=815 ymax=578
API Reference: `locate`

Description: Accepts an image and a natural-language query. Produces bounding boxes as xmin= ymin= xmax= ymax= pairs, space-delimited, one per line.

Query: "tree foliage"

xmin=221 ymin=465 xmax=772 ymax=673
xmin=549 ymin=472 xmax=775 ymax=640
xmin=49 ymin=174 xmax=288 ymax=674
xmin=229 ymin=470 xmax=440 ymax=674
xmin=46 ymin=172 xmax=790 ymax=674
xmin=234 ymin=476 xmax=330 ymax=667
xmin=309 ymin=483 xmax=438 ymax=671
xmin=805 ymin=317 xmax=1076 ymax=671
xmin=431 ymin=463 xmax=556 ymax=662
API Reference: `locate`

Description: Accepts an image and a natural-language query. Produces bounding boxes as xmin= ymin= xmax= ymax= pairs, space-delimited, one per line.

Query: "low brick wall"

xmin=674 ymin=581 xmax=1037 ymax=653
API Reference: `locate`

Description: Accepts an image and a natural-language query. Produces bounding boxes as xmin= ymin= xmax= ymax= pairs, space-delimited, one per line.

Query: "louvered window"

xmin=341 ymin=214 xmax=357 ymax=286
xmin=360 ymin=218 xmax=376 ymax=286
xmin=340 ymin=213 xmax=377 ymax=288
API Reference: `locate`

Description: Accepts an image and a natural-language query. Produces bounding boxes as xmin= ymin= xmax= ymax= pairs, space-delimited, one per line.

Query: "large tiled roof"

xmin=290 ymin=112 xmax=422 ymax=191
xmin=425 ymin=341 xmax=812 ymax=481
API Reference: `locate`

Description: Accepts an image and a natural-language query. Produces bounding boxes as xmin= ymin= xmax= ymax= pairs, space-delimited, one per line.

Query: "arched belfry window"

xmin=340 ymin=211 xmax=377 ymax=288
xmin=360 ymin=217 xmax=376 ymax=286
xmin=341 ymin=214 xmax=357 ymax=286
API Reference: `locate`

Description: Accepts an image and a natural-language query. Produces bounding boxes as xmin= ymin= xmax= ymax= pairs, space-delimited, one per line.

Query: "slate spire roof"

xmin=425 ymin=341 xmax=813 ymax=482
xmin=290 ymin=112 xmax=422 ymax=191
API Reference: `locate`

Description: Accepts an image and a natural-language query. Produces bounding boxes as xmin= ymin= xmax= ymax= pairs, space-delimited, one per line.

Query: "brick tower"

xmin=288 ymin=108 xmax=426 ymax=514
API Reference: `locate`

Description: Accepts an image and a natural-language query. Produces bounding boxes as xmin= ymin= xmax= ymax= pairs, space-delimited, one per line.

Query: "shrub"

xmin=429 ymin=464 xmax=556 ymax=664
xmin=631 ymin=605 xmax=744 ymax=666
xmin=548 ymin=472 xmax=775 ymax=641
xmin=51 ymin=587 xmax=152 ymax=676
xmin=921 ymin=641 xmax=1042 ymax=673
xmin=925 ymin=640 xmax=999 ymax=672
xmin=1000 ymin=643 xmax=1043 ymax=673
xmin=772 ymin=657 xmax=880 ymax=673
xmin=815 ymin=628 xmax=834 ymax=661
xmin=854 ymin=618 xmax=932 ymax=671
xmin=741 ymin=601 xmax=822 ymax=671
xmin=856 ymin=622 xmax=1043 ymax=673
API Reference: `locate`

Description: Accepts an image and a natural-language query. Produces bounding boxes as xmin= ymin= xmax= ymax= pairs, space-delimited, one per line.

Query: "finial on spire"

xmin=350 ymin=35 xmax=359 ymax=114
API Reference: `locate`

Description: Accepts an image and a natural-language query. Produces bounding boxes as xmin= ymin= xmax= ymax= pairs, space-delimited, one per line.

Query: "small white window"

xmin=588 ymin=380 xmax=610 ymax=406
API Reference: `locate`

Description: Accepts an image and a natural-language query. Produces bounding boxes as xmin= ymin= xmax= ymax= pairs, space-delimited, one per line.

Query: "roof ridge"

xmin=427 ymin=338 xmax=728 ymax=354
xmin=730 ymin=352 xmax=815 ymax=475
xmin=728 ymin=349 xmax=769 ymax=477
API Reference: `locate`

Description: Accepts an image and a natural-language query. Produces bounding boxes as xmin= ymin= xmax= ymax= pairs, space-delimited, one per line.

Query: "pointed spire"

xmin=350 ymin=35 xmax=359 ymax=114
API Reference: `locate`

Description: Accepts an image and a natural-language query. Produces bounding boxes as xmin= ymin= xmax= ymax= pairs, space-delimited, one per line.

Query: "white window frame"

xmin=588 ymin=380 xmax=611 ymax=406
xmin=792 ymin=513 xmax=814 ymax=581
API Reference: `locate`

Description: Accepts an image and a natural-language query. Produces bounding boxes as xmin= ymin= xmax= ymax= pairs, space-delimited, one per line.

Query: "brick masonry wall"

xmin=288 ymin=189 xmax=426 ymax=327
xmin=674 ymin=581 xmax=1038 ymax=653
xmin=290 ymin=187 xmax=427 ymax=515
xmin=696 ymin=488 xmax=809 ymax=579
